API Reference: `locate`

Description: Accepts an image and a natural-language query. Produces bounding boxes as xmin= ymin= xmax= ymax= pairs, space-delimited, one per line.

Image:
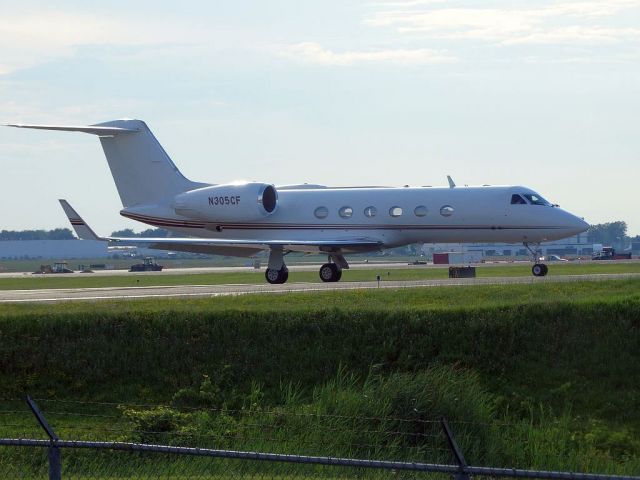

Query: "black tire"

xmin=319 ymin=263 xmax=340 ymax=282
xmin=532 ymin=264 xmax=544 ymax=277
xmin=265 ymin=267 xmax=288 ymax=284
xmin=541 ymin=264 xmax=548 ymax=276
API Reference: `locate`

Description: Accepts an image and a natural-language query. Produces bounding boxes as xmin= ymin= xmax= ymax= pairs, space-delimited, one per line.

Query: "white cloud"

xmin=504 ymin=26 xmax=640 ymax=45
xmin=365 ymin=1 xmax=640 ymax=46
xmin=278 ymin=42 xmax=457 ymax=66
xmin=0 ymin=10 xmax=210 ymax=75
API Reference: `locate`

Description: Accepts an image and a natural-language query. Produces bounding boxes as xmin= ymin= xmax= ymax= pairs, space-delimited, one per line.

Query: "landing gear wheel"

xmin=319 ymin=263 xmax=341 ymax=282
xmin=532 ymin=264 xmax=548 ymax=277
xmin=265 ymin=266 xmax=289 ymax=284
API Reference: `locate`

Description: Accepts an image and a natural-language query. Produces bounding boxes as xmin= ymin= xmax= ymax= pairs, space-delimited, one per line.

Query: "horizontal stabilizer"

xmin=6 ymin=123 xmax=138 ymax=136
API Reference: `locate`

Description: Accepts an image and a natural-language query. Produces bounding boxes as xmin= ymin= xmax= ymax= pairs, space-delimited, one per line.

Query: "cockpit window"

xmin=511 ymin=194 xmax=526 ymax=205
xmin=523 ymin=193 xmax=551 ymax=206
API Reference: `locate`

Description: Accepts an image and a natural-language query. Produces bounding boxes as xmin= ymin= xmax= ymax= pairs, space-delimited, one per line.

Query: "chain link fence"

xmin=1 ymin=397 xmax=638 ymax=480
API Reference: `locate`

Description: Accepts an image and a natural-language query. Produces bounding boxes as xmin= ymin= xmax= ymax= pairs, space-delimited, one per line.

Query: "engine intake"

xmin=173 ymin=183 xmax=278 ymax=222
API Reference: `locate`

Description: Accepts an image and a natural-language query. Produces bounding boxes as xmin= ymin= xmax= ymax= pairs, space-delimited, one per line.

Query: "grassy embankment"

xmin=1 ymin=279 xmax=639 ymax=476
xmin=0 ymin=261 xmax=639 ymax=290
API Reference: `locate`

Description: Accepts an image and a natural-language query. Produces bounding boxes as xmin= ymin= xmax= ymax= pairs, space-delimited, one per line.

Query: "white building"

xmin=0 ymin=240 xmax=108 ymax=259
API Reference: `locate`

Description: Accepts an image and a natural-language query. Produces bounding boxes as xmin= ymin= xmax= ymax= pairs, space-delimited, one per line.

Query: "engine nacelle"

xmin=173 ymin=183 xmax=278 ymax=222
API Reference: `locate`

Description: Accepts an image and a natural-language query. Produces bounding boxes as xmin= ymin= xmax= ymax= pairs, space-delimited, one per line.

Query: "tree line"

xmin=587 ymin=221 xmax=637 ymax=245
xmin=0 ymin=227 xmax=170 ymax=241
xmin=0 ymin=228 xmax=75 ymax=241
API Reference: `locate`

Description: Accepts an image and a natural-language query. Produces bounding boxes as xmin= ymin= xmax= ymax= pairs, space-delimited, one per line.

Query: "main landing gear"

xmin=319 ymin=263 xmax=342 ymax=282
xmin=319 ymin=253 xmax=349 ymax=283
xmin=265 ymin=265 xmax=289 ymax=284
xmin=524 ymin=242 xmax=548 ymax=277
xmin=264 ymin=248 xmax=349 ymax=284
xmin=265 ymin=246 xmax=289 ymax=284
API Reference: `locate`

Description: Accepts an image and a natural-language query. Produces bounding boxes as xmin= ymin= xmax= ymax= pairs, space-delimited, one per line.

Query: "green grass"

xmin=1 ymin=279 xmax=639 ymax=476
xmin=0 ymin=261 xmax=639 ymax=290
xmin=1 ymin=277 xmax=639 ymax=315
xmin=1 ymin=281 xmax=639 ymax=420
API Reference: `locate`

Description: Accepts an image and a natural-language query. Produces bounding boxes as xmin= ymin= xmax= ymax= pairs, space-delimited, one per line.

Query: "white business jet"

xmin=7 ymin=119 xmax=588 ymax=283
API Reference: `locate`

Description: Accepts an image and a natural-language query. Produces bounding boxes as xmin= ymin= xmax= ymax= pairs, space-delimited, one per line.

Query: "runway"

xmin=0 ymin=260 xmax=532 ymax=279
xmin=0 ymin=273 xmax=638 ymax=303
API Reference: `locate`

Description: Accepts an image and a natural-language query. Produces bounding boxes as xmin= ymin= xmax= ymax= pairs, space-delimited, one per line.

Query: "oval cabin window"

xmin=389 ymin=206 xmax=403 ymax=217
xmin=339 ymin=206 xmax=353 ymax=218
xmin=364 ymin=206 xmax=377 ymax=218
xmin=414 ymin=205 xmax=427 ymax=217
xmin=314 ymin=206 xmax=329 ymax=219
xmin=440 ymin=205 xmax=454 ymax=217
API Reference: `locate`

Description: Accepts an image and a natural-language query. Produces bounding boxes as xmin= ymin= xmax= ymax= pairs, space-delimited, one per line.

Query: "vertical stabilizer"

xmin=94 ymin=119 xmax=205 ymax=207
xmin=7 ymin=119 xmax=207 ymax=208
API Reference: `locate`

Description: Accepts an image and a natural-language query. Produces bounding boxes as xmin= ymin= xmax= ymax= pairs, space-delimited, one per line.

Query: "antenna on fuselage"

xmin=447 ymin=175 xmax=456 ymax=188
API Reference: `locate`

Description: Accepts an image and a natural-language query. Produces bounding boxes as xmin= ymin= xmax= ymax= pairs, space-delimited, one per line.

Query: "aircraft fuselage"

xmin=120 ymin=184 xmax=587 ymax=252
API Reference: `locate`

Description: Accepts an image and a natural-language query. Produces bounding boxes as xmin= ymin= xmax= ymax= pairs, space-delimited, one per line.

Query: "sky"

xmin=1 ymin=0 xmax=639 ymax=235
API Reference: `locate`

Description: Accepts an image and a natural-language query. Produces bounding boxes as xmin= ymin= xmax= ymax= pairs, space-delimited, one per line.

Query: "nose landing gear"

xmin=531 ymin=263 xmax=548 ymax=277
xmin=524 ymin=242 xmax=548 ymax=277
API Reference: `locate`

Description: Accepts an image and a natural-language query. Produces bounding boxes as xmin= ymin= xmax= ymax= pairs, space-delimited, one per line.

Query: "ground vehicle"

xmin=34 ymin=261 xmax=74 ymax=274
xmin=592 ymin=246 xmax=632 ymax=260
xmin=546 ymin=255 xmax=568 ymax=262
xmin=129 ymin=257 xmax=163 ymax=272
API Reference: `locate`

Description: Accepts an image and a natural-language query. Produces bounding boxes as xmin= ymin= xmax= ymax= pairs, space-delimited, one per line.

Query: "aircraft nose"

xmin=567 ymin=213 xmax=589 ymax=235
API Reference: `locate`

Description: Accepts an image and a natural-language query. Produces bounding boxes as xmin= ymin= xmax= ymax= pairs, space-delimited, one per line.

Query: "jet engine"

xmin=173 ymin=183 xmax=278 ymax=222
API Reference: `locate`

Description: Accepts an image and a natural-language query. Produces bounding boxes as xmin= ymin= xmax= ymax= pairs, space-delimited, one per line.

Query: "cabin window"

xmin=364 ymin=206 xmax=377 ymax=218
xmin=339 ymin=206 xmax=353 ymax=218
xmin=389 ymin=206 xmax=403 ymax=217
xmin=414 ymin=205 xmax=427 ymax=217
xmin=511 ymin=194 xmax=526 ymax=205
xmin=314 ymin=206 xmax=329 ymax=219
xmin=440 ymin=205 xmax=454 ymax=217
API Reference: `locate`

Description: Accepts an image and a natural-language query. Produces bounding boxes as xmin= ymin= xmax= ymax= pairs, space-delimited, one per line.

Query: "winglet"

xmin=58 ymin=200 xmax=104 ymax=241
xmin=447 ymin=175 xmax=456 ymax=188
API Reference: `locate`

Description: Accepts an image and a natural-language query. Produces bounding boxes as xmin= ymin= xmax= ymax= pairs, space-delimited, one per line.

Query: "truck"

xmin=34 ymin=261 xmax=74 ymax=274
xmin=592 ymin=246 xmax=632 ymax=261
xmin=129 ymin=257 xmax=164 ymax=272
xmin=433 ymin=251 xmax=483 ymax=264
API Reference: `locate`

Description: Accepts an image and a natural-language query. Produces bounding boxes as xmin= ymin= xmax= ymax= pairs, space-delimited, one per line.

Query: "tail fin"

xmin=8 ymin=119 xmax=206 ymax=207
xmin=58 ymin=199 xmax=103 ymax=241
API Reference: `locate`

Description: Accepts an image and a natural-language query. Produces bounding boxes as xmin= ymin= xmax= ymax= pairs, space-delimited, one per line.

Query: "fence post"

xmin=440 ymin=417 xmax=470 ymax=480
xmin=26 ymin=396 xmax=61 ymax=480
xmin=48 ymin=446 xmax=62 ymax=480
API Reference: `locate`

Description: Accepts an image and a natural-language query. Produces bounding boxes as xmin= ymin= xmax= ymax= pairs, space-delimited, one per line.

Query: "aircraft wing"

xmin=59 ymin=200 xmax=381 ymax=257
